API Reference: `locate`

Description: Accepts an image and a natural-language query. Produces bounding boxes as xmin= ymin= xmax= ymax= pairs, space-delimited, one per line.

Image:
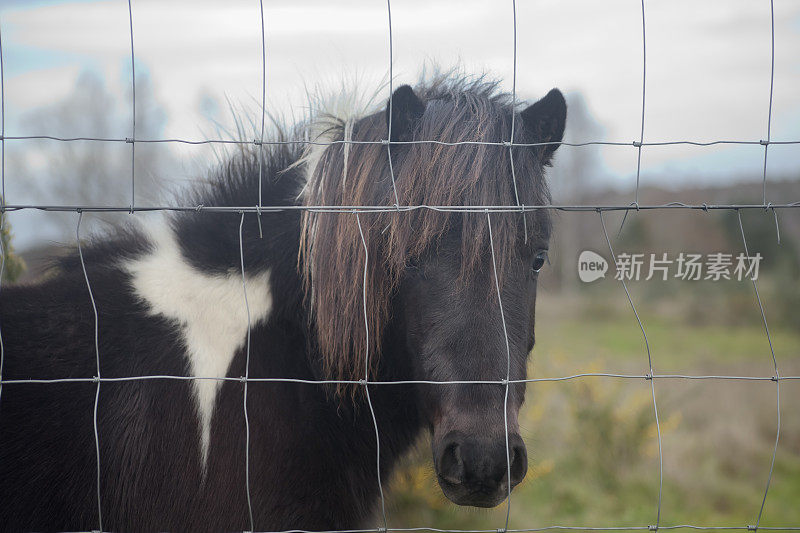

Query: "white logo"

xmin=578 ymin=250 xmax=608 ymax=282
xmin=578 ymin=250 xmax=763 ymax=282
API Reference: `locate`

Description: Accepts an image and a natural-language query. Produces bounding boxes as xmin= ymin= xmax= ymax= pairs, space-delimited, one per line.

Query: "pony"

xmin=0 ymin=73 xmax=566 ymax=532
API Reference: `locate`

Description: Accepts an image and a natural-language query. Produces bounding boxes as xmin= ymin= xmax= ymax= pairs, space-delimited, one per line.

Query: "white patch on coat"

xmin=124 ymin=226 xmax=272 ymax=468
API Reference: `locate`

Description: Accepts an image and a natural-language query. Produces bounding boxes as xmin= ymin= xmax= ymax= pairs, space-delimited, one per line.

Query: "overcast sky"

xmin=1 ymin=0 xmax=800 ymax=245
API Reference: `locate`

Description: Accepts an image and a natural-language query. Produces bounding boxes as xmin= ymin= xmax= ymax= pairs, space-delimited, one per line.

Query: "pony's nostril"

xmin=438 ymin=442 xmax=465 ymax=485
xmin=509 ymin=443 xmax=528 ymax=486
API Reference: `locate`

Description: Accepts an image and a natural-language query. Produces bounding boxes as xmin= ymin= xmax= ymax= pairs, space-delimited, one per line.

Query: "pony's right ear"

xmin=521 ymin=88 xmax=567 ymax=165
xmin=387 ymin=85 xmax=426 ymax=142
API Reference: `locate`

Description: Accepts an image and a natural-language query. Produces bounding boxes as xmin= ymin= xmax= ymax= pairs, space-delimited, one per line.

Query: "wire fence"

xmin=0 ymin=1 xmax=798 ymax=532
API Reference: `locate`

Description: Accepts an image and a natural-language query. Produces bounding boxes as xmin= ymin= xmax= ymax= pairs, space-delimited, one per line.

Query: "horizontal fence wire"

xmin=1 ymin=374 xmax=798 ymax=386
xmin=19 ymin=526 xmax=800 ymax=533
xmin=0 ymin=0 xmax=798 ymax=531
xmin=1 ymin=204 xmax=799 ymax=213
xmin=8 ymin=526 xmax=800 ymax=533
xmin=2 ymin=135 xmax=800 ymax=147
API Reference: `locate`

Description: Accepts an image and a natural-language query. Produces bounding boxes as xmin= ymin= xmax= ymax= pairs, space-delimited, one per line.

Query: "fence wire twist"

xmin=0 ymin=1 xmax=797 ymax=532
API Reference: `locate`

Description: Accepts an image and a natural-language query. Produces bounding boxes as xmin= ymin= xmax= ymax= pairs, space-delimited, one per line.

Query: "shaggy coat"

xmin=0 ymin=75 xmax=566 ymax=531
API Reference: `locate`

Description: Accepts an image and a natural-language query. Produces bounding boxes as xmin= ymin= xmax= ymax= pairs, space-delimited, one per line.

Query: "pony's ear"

xmin=387 ymin=85 xmax=425 ymax=142
xmin=521 ymin=88 xmax=567 ymax=165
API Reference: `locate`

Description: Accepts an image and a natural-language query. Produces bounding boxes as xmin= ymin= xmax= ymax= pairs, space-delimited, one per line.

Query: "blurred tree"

xmin=547 ymin=92 xmax=607 ymax=290
xmin=0 ymin=204 xmax=25 ymax=283
xmin=10 ymin=69 xmax=172 ymax=239
xmin=548 ymin=92 xmax=606 ymax=203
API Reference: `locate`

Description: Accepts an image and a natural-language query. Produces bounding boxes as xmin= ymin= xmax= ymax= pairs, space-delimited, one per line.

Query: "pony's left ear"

xmin=521 ymin=88 xmax=567 ymax=165
xmin=387 ymin=85 xmax=426 ymax=142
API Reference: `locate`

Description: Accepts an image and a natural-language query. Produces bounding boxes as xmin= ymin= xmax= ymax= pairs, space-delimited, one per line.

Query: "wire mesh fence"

xmin=0 ymin=1 xmax=798 ymax=532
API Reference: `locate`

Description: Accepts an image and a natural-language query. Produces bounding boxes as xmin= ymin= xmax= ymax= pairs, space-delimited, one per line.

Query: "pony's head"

xmin=300 ymin=75 xmax=566 ymax=508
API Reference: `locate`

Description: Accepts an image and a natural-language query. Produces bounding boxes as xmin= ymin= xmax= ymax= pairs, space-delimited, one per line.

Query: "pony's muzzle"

xmin=433 ymin=430 xmax=528 ymax=508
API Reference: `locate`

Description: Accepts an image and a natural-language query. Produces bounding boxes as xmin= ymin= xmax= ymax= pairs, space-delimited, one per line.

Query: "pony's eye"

xmin=531 ymin=250 xmax=548 ymax=273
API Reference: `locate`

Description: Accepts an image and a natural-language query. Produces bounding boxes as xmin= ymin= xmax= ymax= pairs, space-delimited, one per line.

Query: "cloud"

xmin=3 ymin=0 xmax=800 ymax=179
xmin=4 ymin=64 xmax=81 ymax=111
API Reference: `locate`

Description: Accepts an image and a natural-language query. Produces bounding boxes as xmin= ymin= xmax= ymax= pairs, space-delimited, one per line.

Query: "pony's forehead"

xmin=301 ymin=73 xmax=552 ymax=225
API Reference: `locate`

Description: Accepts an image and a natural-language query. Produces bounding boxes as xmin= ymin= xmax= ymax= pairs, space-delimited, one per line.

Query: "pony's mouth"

xmin=436 ymin=475 xmax=511 ymax=508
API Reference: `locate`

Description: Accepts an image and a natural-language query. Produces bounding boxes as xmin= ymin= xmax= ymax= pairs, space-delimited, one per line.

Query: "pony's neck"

xmin=167 ymin=147 xmax=415 ymax=385
xmin=170 ymin=149 xmax=307 ymax=322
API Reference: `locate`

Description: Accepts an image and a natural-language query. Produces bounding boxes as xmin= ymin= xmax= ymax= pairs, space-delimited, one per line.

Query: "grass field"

xmin=387 ymin=292 xmax=800 ymax=529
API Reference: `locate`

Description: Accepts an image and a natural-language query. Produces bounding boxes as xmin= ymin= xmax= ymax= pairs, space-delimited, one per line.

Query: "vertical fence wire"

xmin=126 ymin=0 xmax=136 ymax=213
xmin=507 ymin=0 xmax=526 ymax=244
xmin=634 ymin=0 xmax=646 ymax=206
xmin=600 ymin=212 xmax=662 ymax=531
xmin=633 ymin=9 xmax=661 ymax=527
xmin=257 ymin=0 xmax=266 ymax=239
xmin=486 ymin=212 xmax=514 ymax=532
xmin=619 ymin=0 xmax=647 ymax=236
xmin=752 ymin=6 xmax=781 ymax=527
xmin=77 ymin=212 xmax=104 ymax=533
xmin=239 ymin=212 xmax=256 ymax=533
xmin=0 ymin=18 xmax=5 ymax=411
xmin=385 ymin=0 xmax=400 ymax=209
xmin=737 ymin=211 xmax=781 ymax=531
xmin=761 ymin=0 xmax=775 ymax=206
xmin=0 ymin=16 xmax=4 ymax=204
xmin=355 ymin=212 xmax=389 ymax=532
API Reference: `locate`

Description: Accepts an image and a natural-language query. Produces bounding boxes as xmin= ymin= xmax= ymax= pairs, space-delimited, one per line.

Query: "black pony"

xmin=0 ymin=74 xmax=566 ymax=532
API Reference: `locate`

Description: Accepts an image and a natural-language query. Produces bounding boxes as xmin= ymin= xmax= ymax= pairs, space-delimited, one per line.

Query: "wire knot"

xmin=358 ymin=379 xmax=367 ymax=386
xmin=644 ymin=373 xmax=653 ymax=381
xmin=381 ymin=139 xmax=390 ymax=146
xmin=648 ymin=526 xmax=658 ymax=532
xmin=632 ymin=140 xmax=642 ymax=148
xmin=92 ymin=375 xmax=100 ymax=383
xmin=759 ymin=139 xmax=769 ymax=146
xmin=764 ymin=202 xmax=773 ymax=211
xmin=195 ymin=204 xmax=204 ymax=212
xmin=125 ymin=137 xmax=134 ymax=144
xmin=502 ymin=141 xmax=513 ymax=148
xmin=239 ymin=376 xmax=247 ymax=383
xmin=701 ymin=203 xmax=709 ymax=212
xmin=253 ymin=139 xmax=263 ymax=146
xmin=747 ymin=526 xmax=757 ymax=531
